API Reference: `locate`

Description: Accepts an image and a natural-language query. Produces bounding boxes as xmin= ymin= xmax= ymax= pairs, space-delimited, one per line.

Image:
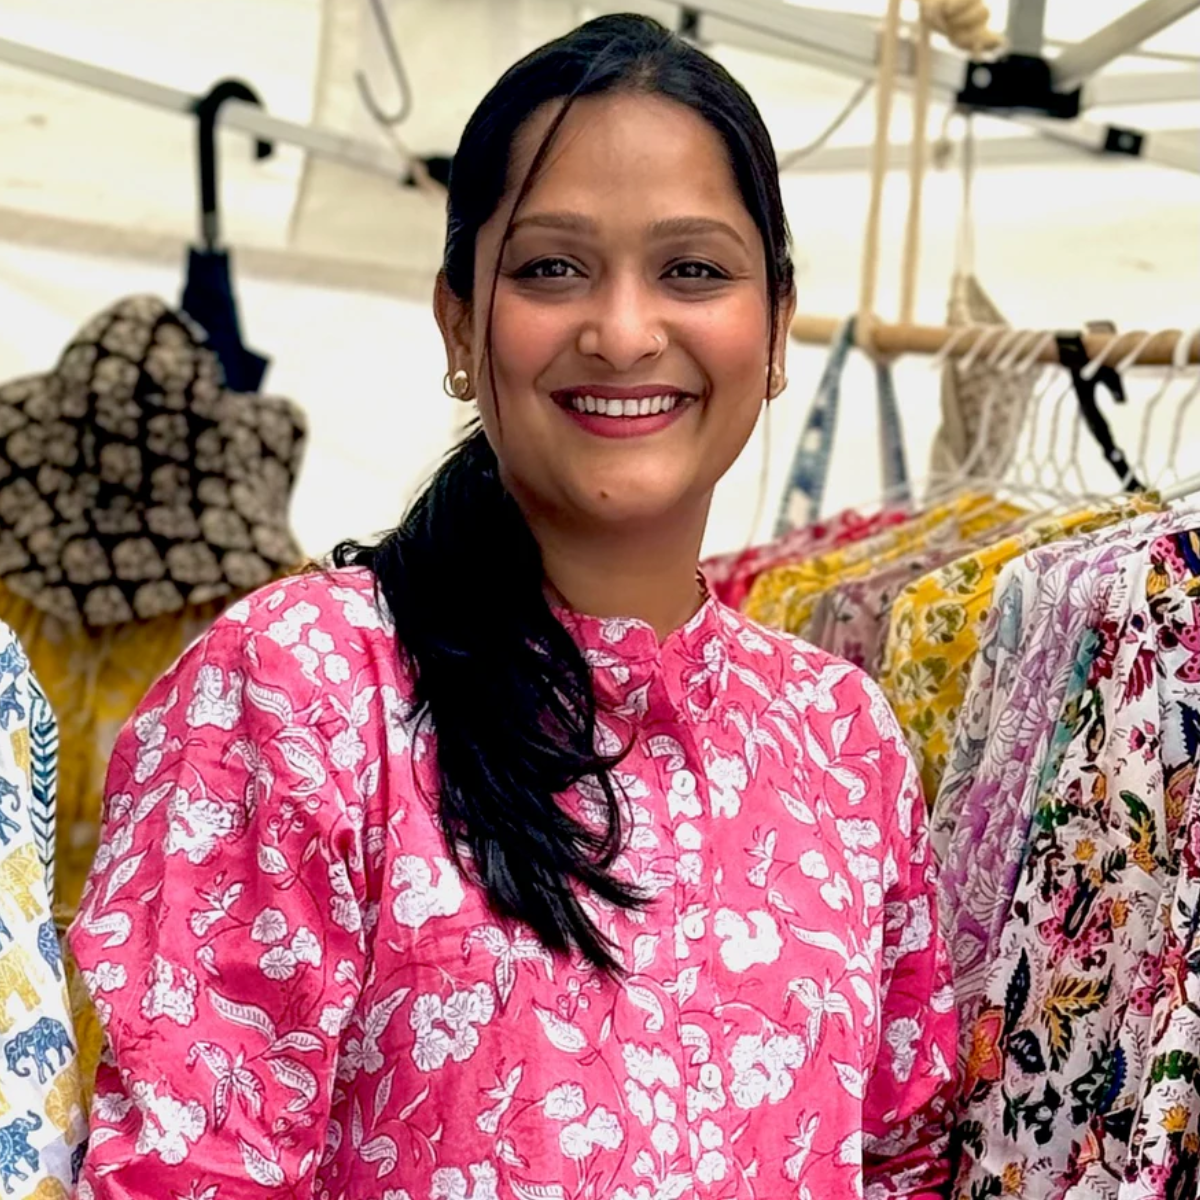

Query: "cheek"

xmin=484 ymin=294 xmax=572 ymax=393
xmin=691 ymin=296 xmax=772 ymax=399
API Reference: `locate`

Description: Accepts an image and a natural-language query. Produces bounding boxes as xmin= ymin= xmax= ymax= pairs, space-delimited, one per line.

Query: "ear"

xmin=768 ymin=289 xmax=797 ymax=399
xmin=434 ymin=272 xmax=474 ymax=374
xmin=775 ymin=288 xmax=797 ymax=367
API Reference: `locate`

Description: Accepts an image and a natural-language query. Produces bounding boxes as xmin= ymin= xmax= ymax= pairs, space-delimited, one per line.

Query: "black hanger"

xmin=1055 ymin=332 xmax=1143 ymax=494
xmin=183 ymin=80 xmax=274 ymax=393
xmin=194 ymin=80 xmax=274 ymax=252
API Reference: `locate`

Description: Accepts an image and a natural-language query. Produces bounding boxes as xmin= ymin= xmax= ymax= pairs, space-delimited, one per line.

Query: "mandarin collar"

xmin=553 ymin=591 xmax=725 ymax=664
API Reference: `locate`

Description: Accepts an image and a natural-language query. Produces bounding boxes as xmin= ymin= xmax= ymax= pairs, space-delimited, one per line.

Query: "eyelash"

xmin=514 ymin=258 xmax=732 ymax=282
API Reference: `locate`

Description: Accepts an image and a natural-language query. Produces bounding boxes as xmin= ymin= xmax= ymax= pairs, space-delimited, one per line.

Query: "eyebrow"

xmin=510 ymin=211 xmax=750 ymax=250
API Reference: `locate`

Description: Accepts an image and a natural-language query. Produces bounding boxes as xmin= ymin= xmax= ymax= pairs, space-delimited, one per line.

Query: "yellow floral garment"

xmin=744 ymin=493 xmax=1024 ymax=635
xmin=0 ymin=581 xmax=274 ymax=1107
xmin=877 ymin=497 xmax=1160 ymax=804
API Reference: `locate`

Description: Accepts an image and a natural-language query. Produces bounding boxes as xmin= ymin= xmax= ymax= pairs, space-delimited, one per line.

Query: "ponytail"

xmin=334 ymin=428 xmax=643 ymax=970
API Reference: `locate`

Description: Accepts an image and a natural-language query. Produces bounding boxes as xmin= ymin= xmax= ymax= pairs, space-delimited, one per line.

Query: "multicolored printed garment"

xmin=951 ymin=528 xmax=1200 ymax=1199
xmin=70 ymin=567 xmax=957 ymax=1200
xmin=700 ymin=506 xmax=908 ymax=611
xmin=934 ymin=510 xmax=1187 ymax=1038
xmin=878 ymin=500 xmax=1155 ymax=805
xmin=0 ymin=620 xmax=86 ymax=1191
xmin=744 ymin=494 xmax=1024 ymax=646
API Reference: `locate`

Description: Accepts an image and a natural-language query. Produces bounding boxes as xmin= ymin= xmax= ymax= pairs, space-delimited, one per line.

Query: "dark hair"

xmin=336 ymin=13 xmax=793 ymax=970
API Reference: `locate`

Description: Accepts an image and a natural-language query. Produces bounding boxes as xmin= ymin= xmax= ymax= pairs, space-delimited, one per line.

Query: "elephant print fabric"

xmin=70 ymin=568 xmax=957 ymax=1200
xmin=0 ymin=621 xmax=85 ymax=1194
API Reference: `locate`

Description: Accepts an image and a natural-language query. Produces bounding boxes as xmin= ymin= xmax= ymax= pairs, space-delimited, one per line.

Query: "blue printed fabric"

xmin=775 ymin=316 xmax=912 ymax=536
xmin=0 ymin=621 xmax=83 ymax=1191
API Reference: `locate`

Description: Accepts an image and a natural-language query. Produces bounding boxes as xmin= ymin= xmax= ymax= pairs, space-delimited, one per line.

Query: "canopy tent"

xmin=1 ymin=0 xmax=1198 ymax=557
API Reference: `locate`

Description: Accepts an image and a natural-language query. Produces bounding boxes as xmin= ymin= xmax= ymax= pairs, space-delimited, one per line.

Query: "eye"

xmin=516 ymin=257 xmax=583 ymax=280
xmin=665 ymin=260 xmax=730 ymax=282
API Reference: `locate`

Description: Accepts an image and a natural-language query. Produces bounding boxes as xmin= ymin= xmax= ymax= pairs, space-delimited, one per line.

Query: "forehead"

xmin=505 ymin=91 xmax=755 ymax=233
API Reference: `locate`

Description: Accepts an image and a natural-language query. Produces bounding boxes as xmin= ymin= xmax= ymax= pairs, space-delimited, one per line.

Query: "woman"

xmin=72 ymin=14 xmax=956 ymax=1199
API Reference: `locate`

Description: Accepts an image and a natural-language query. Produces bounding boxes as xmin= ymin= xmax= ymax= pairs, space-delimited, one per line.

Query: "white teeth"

xmin=568 ymin=393 xmax=689 ymax=417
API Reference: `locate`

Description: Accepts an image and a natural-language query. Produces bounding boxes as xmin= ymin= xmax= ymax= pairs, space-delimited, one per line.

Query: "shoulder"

xmin=221 ymin=565 xmax=393 ymax=644
xmin=178 ymin=566 xmax=399 ymax=680
xmin=716 ymin=602 xmax=918 ymax=818
xmin=716 ymin=601 xmax=889 ymax=717
xmin=129 ymin=566 xmax=410 ymax=746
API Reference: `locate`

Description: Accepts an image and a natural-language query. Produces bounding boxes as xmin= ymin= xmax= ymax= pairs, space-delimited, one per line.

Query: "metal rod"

xmin=1054 ymin=0 xmax=1200 ymax=89
xmin=1007 ymin=0 xmax=1049 ymax=55
xmin=0 ymin=36 xmax=405 ymax=180
xmin=790 ymin=316 xmax=1200 ymax=366
xmin=1161 ymin=471 xmax=1200 ymax=502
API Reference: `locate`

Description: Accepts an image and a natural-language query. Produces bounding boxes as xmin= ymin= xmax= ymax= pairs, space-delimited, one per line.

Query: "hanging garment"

xmin=804 ymin=548 xmax=968 ymax=677
xmin=1119 ymin=726 xmax=1200 ymax=1198
xmin=952 ymin=531 xmax=1200 ymax=1199
xmin=934 ymin=509 xmax=1186 ymax=1030
xmin=0 ymin=296 xmax=306 ymax=1107
xmin=878 ymin=497 xmax=1157 ymax=804
xmin=70 ymin=567 xmax=957 ymax=1198
xmin=745 ymin=492 xmax=1024 ymax=640
xmin=700 ymin=505 xmax=909 ymax=610
xmin=0 ymin=294 xmax=306 ymax=913
xmin=0 ymin=294 xmax=305 ymax=627
xmin=775 ymin=317 xmax=911 ymax=535
xmin=0 ymin=621 xmax=86 ymax=1191
xmin=926 ymin=117 xmax=1038 ymax=490
xmin=180 ymin=248 xmax=270 ymax=394
xmin=926 ymin=274 xmax=1039 ymax=489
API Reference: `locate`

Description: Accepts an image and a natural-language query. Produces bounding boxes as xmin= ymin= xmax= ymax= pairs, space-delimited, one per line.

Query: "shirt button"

xmin=699 ymin=1063 xmax=721 ymax=1090
xmin=672 ymin=770 xmax=697 ymax=796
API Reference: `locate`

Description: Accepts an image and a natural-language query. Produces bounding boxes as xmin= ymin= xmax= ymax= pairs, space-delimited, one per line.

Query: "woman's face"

xmin=438 ymin=91 xmax=792 ymax=533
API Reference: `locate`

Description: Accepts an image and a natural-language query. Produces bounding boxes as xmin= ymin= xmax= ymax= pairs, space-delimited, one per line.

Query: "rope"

xmin=920 ymin=0 xmax=1004 ymax=55
xmin=859 ymin=0 xmax=1003 ymax=348
xmin=778 ymin=79 xmax=874 ymax=171
xmin=857 ymin=0 xmax=905 ymax=350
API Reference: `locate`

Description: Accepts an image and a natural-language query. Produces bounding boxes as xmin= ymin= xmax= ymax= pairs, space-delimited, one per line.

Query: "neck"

xmin=532 ymin=504 xmax=711 ymax=641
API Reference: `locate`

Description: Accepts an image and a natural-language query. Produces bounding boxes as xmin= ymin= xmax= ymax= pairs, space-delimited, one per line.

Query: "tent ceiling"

xmin=0 ymin=0 xmax=1197 ymax=287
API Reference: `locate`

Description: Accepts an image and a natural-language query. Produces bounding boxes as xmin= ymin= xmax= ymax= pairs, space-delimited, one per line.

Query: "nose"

xmin=576 ymin=272 xmax=666 ymax=371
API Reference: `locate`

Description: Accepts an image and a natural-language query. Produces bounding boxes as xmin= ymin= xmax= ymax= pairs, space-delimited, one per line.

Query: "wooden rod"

xmin=790 ymin=315 xmax=1200 ymax=366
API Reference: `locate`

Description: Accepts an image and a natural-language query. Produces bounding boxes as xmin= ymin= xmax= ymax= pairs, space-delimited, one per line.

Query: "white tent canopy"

xmin=2 ymin=0 xmax=1198 ymax=557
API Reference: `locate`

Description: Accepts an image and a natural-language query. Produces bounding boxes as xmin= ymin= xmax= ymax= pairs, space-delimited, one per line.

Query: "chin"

xmin=567 ymin=476 xmax=700 ymax=528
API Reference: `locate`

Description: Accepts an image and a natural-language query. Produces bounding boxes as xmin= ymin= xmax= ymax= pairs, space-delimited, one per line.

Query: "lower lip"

xmin=558 ymin=403 xmax=693 ymax=439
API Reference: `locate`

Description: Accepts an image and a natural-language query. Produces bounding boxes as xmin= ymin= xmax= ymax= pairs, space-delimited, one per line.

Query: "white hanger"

xmin=1161 ymin=330 xmax=1200 ymax=490
xmin=1134 ymin=328 xmax=1190 ymax=485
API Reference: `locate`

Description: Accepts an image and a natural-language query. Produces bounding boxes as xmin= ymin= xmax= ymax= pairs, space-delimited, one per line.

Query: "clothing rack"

xmin=790 ymin=315 xmax=1200 ymax=366
xmin=0 ymin=36 xmax=405 ymax=182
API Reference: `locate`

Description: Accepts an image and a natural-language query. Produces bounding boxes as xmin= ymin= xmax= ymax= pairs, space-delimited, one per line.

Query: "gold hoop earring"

xmin=443 ymin=369 xmax=473 ymax=401
xmin=767 ymin=363 xmax=787 ymax=400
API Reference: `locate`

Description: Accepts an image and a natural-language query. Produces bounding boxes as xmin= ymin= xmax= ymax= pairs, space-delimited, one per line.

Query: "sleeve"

xmin=69 ymin=615 xmax=368 ymax=1199
xmin=860 ymin=680 xmax=958 ymax=1200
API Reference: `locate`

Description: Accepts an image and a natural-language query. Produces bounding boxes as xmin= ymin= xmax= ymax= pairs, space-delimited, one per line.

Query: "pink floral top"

xmin=70 ymin=567 xmax=956 ymax=1200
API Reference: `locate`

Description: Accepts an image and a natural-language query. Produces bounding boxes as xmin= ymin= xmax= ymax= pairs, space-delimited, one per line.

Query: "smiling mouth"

xmin=551 ymin=389 xmax=699 ymax=419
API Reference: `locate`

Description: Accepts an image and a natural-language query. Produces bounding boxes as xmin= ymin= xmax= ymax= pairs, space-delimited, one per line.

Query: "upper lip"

xmin=551 ymin=384 xmax=696 ymax=401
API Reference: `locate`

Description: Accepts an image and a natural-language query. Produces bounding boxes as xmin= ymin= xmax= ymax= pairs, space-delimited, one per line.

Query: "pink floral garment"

xmin=70 ymin=567 xmax=956 ymax=1200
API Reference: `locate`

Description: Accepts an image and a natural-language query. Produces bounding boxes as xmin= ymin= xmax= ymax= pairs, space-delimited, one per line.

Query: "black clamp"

xmin=1103 ymin=126 xmax=1145 ymax=158
xmin=958 ymin=54 xmax=1081 ymax=119
xmin=1055 ymin=333 xmax=1142 ymax=494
